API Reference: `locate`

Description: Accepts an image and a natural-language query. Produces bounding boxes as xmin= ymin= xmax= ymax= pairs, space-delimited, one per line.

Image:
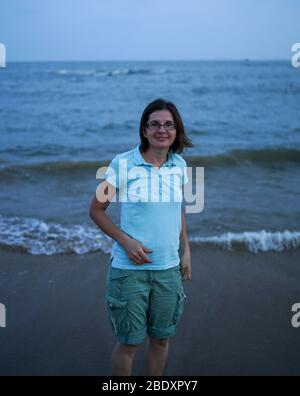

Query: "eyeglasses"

xmin=146 ymin=121 xmax=177 ymax=132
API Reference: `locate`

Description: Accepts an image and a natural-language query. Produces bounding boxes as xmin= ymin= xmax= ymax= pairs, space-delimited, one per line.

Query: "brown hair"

xmin=139 ymin=98 xmax=194 ymax=154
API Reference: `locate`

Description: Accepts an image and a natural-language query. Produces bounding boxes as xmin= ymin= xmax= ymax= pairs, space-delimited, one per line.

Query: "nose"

xmin=157 ymin=125 xmax=167 ymax=132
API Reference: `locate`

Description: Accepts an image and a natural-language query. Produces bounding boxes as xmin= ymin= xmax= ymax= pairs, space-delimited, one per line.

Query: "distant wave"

xmin=0 ymin=160 xmax=102 ymax=180
xmin=0 ymin=215 xmax=112 ymax=255
xmin=56 ymin=69 xmax=95 ymax=76
xmin=0 ymin=144 xmax=81 ymax=158
xmin=0 ymin=215 xmax=299 ymax=255
xmin=54 ymin=68 xmax=166 ymax=77
xmin=1 ymin=147 xmax=299 ymax=180
xmin=186 ymin=147 xmax=300 ymax=167
xmin=102 ymin=121 xmax=135 ymax=130
xmin=190 ymin=230 xmax=300 ymax=253
xmin=192 ymin=83 xmax=300 ymax=96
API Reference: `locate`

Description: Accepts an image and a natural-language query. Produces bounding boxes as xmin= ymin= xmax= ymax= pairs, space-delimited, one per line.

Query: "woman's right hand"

xmin=122 ymin=237 xmax=153 ymax=265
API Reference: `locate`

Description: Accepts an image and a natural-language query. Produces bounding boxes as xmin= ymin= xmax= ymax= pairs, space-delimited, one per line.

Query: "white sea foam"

xmin=56 ymin=69 xmax=95 ymax=76
xmin=190 ymin=229 xmax=300 ymax=253
xmin=0 ymin=215 xmax=112 ymax=255
xmin=1 ymin=215 xmax=299 ymax=255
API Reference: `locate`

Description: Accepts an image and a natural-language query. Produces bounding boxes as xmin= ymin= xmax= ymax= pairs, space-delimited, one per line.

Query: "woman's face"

xmin=144 ymin=110 xmax=177 ymax=150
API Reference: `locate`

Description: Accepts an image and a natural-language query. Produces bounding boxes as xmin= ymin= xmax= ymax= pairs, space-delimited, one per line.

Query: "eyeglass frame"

xmin=146 ymin=121 xmax=177 ymax=131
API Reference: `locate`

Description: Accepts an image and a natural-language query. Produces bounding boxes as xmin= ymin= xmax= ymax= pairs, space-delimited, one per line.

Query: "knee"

xmin=148 ymin=336 xmax=169 ymax=348
xmin=118 ymin=342 xmax=141 ymax=356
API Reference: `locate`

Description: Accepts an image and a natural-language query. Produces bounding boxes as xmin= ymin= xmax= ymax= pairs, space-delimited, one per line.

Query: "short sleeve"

xmin=182 ymin=159 xmax=189 ymax=185
xmin=103 ymin=155 xmax=120 ymax=189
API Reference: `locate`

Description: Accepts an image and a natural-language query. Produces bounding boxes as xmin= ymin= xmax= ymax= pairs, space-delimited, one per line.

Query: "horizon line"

xmin=5 ymin=58 xmax=289 ymax=63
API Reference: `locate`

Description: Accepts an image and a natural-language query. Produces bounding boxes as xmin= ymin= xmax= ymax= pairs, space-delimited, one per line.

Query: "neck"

xmin=140 ymin=146 xmax=170 ymax=168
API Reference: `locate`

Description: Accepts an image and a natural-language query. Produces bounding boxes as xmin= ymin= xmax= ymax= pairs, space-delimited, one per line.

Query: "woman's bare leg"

xmin=111 ymin=342 xmax=141 ymax=376
xmin=143 ymin=336 xmax=170 ymax=376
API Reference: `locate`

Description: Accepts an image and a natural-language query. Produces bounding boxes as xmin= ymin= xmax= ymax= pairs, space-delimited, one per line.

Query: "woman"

xmin=89 ymin=98 xmax=193 ymax=376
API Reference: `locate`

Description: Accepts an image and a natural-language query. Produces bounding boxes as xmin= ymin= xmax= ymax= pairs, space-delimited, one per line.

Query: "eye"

xmin=149 ymin=121 xmax=160 ymax=127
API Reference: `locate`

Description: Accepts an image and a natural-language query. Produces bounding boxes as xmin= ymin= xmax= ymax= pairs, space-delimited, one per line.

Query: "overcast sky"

xmin=0 ymin=0 xmax=299 ymax=61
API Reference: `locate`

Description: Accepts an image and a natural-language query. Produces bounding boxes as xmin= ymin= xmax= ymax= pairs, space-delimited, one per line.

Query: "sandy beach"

xmin=0 ymin=245 xmax=299 ymax=376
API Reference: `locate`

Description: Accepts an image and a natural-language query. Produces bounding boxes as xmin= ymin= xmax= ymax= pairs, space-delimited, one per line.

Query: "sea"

xmin=0 ymin=60 xmax=299 ymax=255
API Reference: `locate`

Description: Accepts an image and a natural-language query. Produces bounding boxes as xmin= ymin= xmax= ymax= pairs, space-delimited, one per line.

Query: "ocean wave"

xmin=0 ymin=215 xmax=112 ymax=255
xmin=102 ymin=121 xmax=135 ymax=130
xmin=56 ymin=69 xmax=95 ymax=76
xmin=0 ymin=147 xmax=299 ymax=179
xmin=190 ymin=229 xmax=300 ymax=253
xmin=54 ymin=67 xmax=162 ymax=77
xmin=186 ymin=147 xmax=300 ymax=167
xmin=0 ymin=160 xmax=101 ymax=179
xmin=0 ymin=215 xmax=299 ymax=255
xmin=192 ymin=82 xmax=300 ymax=96
xmin=0 ymin=144 xmax=80 ymax=157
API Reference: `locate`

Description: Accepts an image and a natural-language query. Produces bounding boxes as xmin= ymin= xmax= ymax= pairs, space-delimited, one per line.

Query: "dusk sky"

xmin=0 ymin=0 xmax=299 ymax=61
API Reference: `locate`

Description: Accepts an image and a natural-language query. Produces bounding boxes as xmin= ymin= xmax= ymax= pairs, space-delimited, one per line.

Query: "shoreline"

xmin=0 ymin=246 xmax=299 ymax=375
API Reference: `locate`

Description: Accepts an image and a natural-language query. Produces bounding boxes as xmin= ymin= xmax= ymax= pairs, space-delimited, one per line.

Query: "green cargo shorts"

xmin=105 ymin=262 xmax=187 ymax=345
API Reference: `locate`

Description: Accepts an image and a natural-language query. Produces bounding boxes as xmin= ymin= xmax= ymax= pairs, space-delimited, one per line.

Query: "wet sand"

xmin=0 ymin=245 xmax=299 ymax=376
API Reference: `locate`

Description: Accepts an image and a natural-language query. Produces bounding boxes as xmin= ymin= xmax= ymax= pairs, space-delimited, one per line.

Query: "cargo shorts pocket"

xmin=109 ymin=266 xmax=133 ymax=282
xmin=107 ymin=296 xmax=131 ymax=335
xmin=107 ymin=267 xmax=134 ymax=295
xmin=173 ymin=287 xmax=186 ymax=324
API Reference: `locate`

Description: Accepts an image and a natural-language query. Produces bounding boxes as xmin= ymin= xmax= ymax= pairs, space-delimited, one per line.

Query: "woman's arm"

xmin=179 ymin=207 xmax=192 ymax=280
xmin=89 ymin=181 xmax=152 ymax=265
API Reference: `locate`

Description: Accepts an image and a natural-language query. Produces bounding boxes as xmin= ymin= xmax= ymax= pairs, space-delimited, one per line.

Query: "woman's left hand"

xmin=180 ymin=252 xmax=192 ymax=281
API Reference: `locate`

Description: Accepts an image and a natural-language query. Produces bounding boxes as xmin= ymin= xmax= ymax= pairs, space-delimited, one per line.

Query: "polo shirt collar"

xmin=133 ymin=144 xmax=176 ymax=167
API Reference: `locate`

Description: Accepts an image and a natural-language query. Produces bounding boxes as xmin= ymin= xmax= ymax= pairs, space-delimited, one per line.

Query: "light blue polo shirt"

xmin=103 ymin=144 xmax=189 ymax=270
